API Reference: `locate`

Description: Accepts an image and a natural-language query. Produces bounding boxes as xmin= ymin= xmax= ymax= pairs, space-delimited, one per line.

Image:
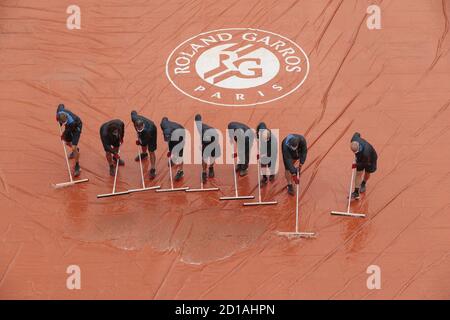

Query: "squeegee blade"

xmin=219 ymin=195 xmax=254 ymax=200
xmin=128 ymin=186 xmax=161 ymax=193
xmin=186 ymin=187 xmax=219 ymax=192
xmin=53 ymin=178 xmax=89 ymax=189
xmin=97 ymin=190 xmax=130 ymax=198
xmin=243 ymin=201 xmax=277 ymax=206
xmin=156 ymin=187 xmax=189 ymax=193
xmin=277 ymin=231 xmax=316 ymax=238
xmin=331 ymin=211 xmax=365 ymax=218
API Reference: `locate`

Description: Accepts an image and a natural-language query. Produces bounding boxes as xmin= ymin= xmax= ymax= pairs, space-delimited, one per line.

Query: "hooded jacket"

xmin=160 ymin=118 xmax=184 ymax=142
xmin=131 ymin=111 xmax=157 ymax=145
xmin=227 ymin=122 xmax=251 ymax=140
xmin=227 ymin=121 xmax=253 ymax=167
xmin=256 ymin=122 xmax=277 ymax=167
xmin=351 ymin=132 xmax=377 ymax=165
xmin=56 ymin=104 xmax=82 ymax=134
xmin=100 ymin=119 xmax=125 ymax=153
xmin=282 ymin=134 xmax=307 ymax=174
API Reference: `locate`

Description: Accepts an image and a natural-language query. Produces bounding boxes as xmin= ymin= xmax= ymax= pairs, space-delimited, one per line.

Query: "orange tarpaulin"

xmin=0 ymin=0 xmax=449 ymax=299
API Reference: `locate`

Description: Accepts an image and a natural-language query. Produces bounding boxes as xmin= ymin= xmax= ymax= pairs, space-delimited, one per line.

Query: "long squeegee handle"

xmin=232 ymin=145 xmax=238 ymax=197
xmin=168 ymin=152 xmax=174 ymax=189
xmin=59 ymin=124 xmax=73 ymax=182
xmin=112 ymin=150 xmax=120 ymax=194
xmin=346 ymin=161 xmax=356 ymax=213
xmin=137 ymin=143 xmax=146 ymax=189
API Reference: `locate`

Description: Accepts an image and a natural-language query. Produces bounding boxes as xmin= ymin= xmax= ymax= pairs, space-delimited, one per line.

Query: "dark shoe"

xmin=360 ymin=181 xmax=366 ymax=193
xmin=135 ymin=152 xmax=148 ymax=162
xmin=73 ymin=163 xmax=81 ymax=177
xmin=208 ymin=166 xmax=215 ymax=178
xmin=239 ymin=168 xmax=248 ymax=177
xmin=175 ymin=170 xmax=184 ymax=181
xmin=235 ymin=164 xmax=242 ymax=172
xmin=351 ymin=190 xmax=360 ymax=200
xmin=261 ymin=175 xmax=268 ymax=185
xmin=149 ymin=168 xmax=156 ymax=179
xmin=68 ymin=147 xmax=79 ymax=159
xmin=202 ymin=171 xmax=207 ymax=183
xmin=287 ymin=184 xmax=295 ymax=196
xmin=117 ymin=159 xmax=125 ymax=166
xmin=269 ymin=175 xmax=275 ymax=182
xmin=109 ymin=165 xmax=115 ymax=176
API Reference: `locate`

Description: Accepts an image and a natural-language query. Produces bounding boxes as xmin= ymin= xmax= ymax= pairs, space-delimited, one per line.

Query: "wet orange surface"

xmin=1 ymin=0 xmax=450 ymax=299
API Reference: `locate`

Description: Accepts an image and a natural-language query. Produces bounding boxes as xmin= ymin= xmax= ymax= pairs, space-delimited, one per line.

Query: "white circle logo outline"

xmin=165 ymin=28 xmax=311 ymax=107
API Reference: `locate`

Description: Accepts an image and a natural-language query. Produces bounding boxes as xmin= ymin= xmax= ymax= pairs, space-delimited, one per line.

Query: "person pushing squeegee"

xmin=97 ymin=119 xmax=130 ymax=198
xmin=186 ymin=114 xmax=219 ymax=192
xmin=243 ymin=122 xmax=277 ymax=206
xmin=331 ymin=132 xmax=378 ymax=217
xmin=282 ymin=134 xmax=307 ymax=196
xmin=128 ymin=111 xmax=160 ymax=193
xmin=220 ymin=121 xmax=255 ymax=200
xmin=52 ymin=103 xmax=88 ymax=188
xmin=130 ymin=110 xmax=158 ymax=179
xmin=278 ymin=133 xmax=315 ymax=238
xmin=256 ymin=122 xmax=277 ymax=185
xmin=156 ymin=117 xmax=189 ymax=192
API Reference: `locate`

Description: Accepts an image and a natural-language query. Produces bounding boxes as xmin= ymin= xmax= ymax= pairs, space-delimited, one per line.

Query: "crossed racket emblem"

xmin=203 ymin=43 xmax=264 ymax=84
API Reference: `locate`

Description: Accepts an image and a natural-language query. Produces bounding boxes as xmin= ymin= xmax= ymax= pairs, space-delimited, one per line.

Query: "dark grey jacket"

xmin=351 ymin=132 xmax=377 ymax=165
xmin=282 ymin=134 xmax=307 ymax=174
xmin=100 ymin=119 xmax=124 ymax=153
xmin=131 ymin=111 xmax=157 ymax=146
xmin=160 ymin=118 xmax=184 ymax=142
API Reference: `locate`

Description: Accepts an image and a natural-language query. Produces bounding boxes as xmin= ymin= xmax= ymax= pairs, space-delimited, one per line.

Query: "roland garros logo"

xmin=166 ymin=28 xmax=310 ymax=107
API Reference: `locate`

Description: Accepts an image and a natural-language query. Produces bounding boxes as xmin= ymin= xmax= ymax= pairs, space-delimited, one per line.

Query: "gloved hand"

xmin=167 ymin=151 xmax=171 ymax=158
xmin=113 ymin=153 xmax=120 ymax=161
xmin=352 ymin=163 xmax=357 ymax=169
xmin=136 ymin=140 xmax=141 ymax=146
xmin=292 ymin=173 xmax=299 ymax=184
xmin=60 ymin=133 xmax=65 ymax=141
